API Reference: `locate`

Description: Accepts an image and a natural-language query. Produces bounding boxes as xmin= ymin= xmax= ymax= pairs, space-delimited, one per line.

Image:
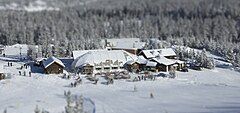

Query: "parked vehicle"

xmin=155 ymin=72 xmax=176 ymax=78
xmin=155 ymin=73 xmax=168 ymax=78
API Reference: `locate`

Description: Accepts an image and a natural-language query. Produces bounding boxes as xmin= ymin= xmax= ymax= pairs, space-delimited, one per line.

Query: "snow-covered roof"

xmin=72 ymin=50 xmax=134 ymax=68
xmin=112 ymin=42 xmax=146 ymax=49
xmin=104 ymin=38 xmax=146 ymax=49
xmin=159 ymin=48 xmax=176 ymax=56
xmin=43 ymin=56 xmax=65 ymax=68
xmin=146 ymin=61 xmax=157 ymax=67
xmin=106 ymin=38 xmax=140 ymax=44
xmin=126 ymin=56 xmax=148 ymax=65
xmin=141 ymin=50 xmax=157 ymax=59
xmin=72 ymin=49 xmax=105 ymax=59
xmin=35 ymin=57 xmax=46 ymax=62
xmin=126 ymin=60 xmax=135 ymax=65
xmin=136 ymin=56 xmax=148 ymax=64
xmin=174 ymin=60 xmax=185 ymax=64
xmin=3 ymin=44 xmax=28 ymax=56
xmin=141 ymin=48 xmax=176 ymax=59
xmin=151 ymin=56 xmax=176 ymax=66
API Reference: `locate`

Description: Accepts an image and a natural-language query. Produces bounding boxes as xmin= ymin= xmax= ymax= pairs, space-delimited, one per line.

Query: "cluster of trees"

xmin=175 ymin=47 xmax=215 ymax=69
xmin=32 ymin=91 xmax=89 ymax=113
xmin=64 ymin=91 xmax=85 ymax=113
xmin=0 ymin=0 xmax=240 ymax=66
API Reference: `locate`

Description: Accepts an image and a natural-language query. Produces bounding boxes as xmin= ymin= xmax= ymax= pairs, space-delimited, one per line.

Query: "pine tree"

xmin=169 ymin=66 xmax=176 ymax=78
xmin=226 ymin=49 xmax=234 ymax=63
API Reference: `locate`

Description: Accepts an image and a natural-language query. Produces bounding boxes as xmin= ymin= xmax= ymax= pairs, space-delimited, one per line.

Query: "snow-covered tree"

xmin=226 ymin=49 xmax=234 ymax=62
xmin=169 ymin=66 xmax=176 ymax=78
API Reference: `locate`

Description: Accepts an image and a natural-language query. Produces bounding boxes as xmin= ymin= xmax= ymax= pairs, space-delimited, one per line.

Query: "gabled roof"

xmin=141 ymin=48 xmax=176 ymax=59
xmin=126 ymin=56 xmax=148 ymax=65
xmin=141 ymin=50 xmax=157 ymax=59
xmin=72 ymin=49 xmax=104 ymax=59
xmin=43 ymin=56 xmax=65 ymax=68
xmin=106 ymin=38 xmax=140 ymax=45
xmin=112 ymin=42 xmax=146 ymax=49
xmin=151 ymin=56 xmax=176 ymax=66
xmin=159 ymin=48 xmax=176 ymax=57
xmin=72 ymin=50 xmax=134 ymax=68
xmin=136 ymin=56 xmax=148 ymax=64
xmin=35 ymin=57 xmax=46 ymax=62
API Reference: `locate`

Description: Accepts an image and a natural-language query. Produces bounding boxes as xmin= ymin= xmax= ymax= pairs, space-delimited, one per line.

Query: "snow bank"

xmin=0 ymin=59 xmax=240 ymax=113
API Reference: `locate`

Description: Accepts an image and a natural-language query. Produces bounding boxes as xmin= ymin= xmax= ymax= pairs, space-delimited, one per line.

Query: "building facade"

xmin=43 ymin=56 xmax=65 ymax=74
xmin=72 ymin=50 xmax=134 ymax=75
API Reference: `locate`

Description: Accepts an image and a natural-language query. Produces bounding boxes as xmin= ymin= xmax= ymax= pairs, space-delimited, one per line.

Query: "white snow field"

xmin=1 ymin=60 xmax=240 ymax=113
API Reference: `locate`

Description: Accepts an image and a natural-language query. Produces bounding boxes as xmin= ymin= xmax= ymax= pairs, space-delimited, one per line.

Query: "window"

xmin=112 ymin=67 xmax=118 ymax=69
xmin=104 ymin=67 xmax=110 ymax=70
xmin=95 ymin=68 xmax=102 ymax=70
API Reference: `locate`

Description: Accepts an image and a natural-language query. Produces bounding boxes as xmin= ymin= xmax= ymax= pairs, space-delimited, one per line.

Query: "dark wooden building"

xmin=0 ymin=67 xmax=5 ymax=80
xmin=0 ymin=73 xmax=5 ymax=80
xmin=43 ymin=56 xmax=65 ymax=74
xmin=126 ymin=62 xmax=141 ymax=73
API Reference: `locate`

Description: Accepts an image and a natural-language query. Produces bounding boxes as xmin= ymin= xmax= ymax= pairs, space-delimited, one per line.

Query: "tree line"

xmin=0 ymin=0 xmax=240 ymax=66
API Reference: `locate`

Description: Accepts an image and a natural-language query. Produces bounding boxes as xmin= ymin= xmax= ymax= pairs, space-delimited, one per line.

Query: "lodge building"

xmin=72 ymin=50 xmax=134 ymax=75
xmin=43 ymin=56 xmax=65 ymax=74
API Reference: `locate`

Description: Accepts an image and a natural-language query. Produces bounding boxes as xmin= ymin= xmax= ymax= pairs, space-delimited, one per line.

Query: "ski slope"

xmin=0 ymin=60 xmax=240 ymax=113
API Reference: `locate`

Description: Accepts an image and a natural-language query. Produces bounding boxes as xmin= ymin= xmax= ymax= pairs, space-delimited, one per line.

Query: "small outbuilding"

xmin=151 ymin=56 xmax=176 ymax=72
xmin=126 ymin=56 xmax=148 ymax=72
xmin=174 ymin=60 xmax=186 ymax=71
xmin=43 ymin=56 xmax=65 ymax=74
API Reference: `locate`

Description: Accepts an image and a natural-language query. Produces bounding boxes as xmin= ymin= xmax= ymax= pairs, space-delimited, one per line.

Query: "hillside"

xmin=0 ymin=0 xmax=240 ymax=66
xmin=0 ymin=58 xmax=240 ymax=113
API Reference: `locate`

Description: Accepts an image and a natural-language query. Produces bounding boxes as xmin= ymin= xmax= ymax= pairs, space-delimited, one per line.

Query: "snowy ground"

xmin=1 ymin=59 xmax=240 ymax=113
